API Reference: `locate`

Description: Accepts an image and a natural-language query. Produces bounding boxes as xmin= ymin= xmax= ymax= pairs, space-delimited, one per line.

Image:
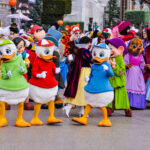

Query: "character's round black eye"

xmin=0 ymin=51 xmax=2 ymax=57
xmin=93 ymin=51 xmax=96 ymax=56
xmin=44 ymin=49 xmax=50 ymax=55
xmin=6 ymin=49 xmax=11 ymax=54
xmin=99 ymin=51 xmax=105 ymax=58
xmin=132 ymin=44 xmax=136 ymax=49
xmin=139 ymin=45 xmax=142 ymax=48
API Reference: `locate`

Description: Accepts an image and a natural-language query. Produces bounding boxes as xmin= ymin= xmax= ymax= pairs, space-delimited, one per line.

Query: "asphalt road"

xmin=0 ymin=105 xmax=150 ymax=150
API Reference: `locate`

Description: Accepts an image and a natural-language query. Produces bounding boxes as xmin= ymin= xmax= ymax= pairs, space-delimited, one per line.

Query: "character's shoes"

xmin=72 ymin=117 xmax=87 ymax=125
xmin=5 ymin=103 xmax=11 ymax=110
xmin=29 ymin=99 xmax=34 ymax=102
xmin=55 ymin=98 xmax=63 ymax=109
xmin=125 ymin=109 xmax=132 ymax=117
xmin=107 ymin=108 xmax=112 ymax=116
xmin=41 ymin=104 xmax=48 ymax=109
xmin=63 ymin=105 xmax=72 ymax=118
xmin=0 ymin=117 xmax=8 ymax=127
xmin=24 ymin=102 xmax=34 ymax=110
xmin=15 ymin=118 xmax=31 ymax=127
xmin=98 ymin=119 xmax=112 ymax=127
xmin=30 ymin=117 xmax=44 ymax=126
xmin=47 ymin=117 xmax=63 ymax=124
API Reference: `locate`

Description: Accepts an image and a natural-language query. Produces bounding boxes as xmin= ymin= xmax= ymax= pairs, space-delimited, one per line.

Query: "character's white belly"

xmin=0 ymin=88 xmax=29 ymax=105
xmin=84 ymin=91 xmax=114 ymax=107
xmin=29 ymin=84 xmax=58 ymax=104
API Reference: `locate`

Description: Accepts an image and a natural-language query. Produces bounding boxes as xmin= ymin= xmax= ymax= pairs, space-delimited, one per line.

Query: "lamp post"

xmin=9 ymin=0 xmax=17 ymax=23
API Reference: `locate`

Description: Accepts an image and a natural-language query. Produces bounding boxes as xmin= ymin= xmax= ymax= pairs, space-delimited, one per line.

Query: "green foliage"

xmin=29 ymin=0 xmax=50 ymax=31
xmin=104 ymin=0 xmax=120 ymax=27
xmin=63 ymin=0 xmax=72 ymax=14
xmin=63 ymin=21 xmax=84 ymax=32
xmin=42 ymin=0 xmax=72 ymax=25
xmin=29 ymin=0 xmax=42 ymax=25
xmin=125 ymin=10 xmax=150 ymax=25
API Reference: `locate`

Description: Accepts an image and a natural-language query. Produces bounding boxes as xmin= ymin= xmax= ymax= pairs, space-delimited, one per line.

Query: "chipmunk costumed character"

xmin=72 ymin=43 xmax=114 ymax=127
xmin=0 ymin=39 xmax=30 ymax=127
xmin=124 ymin=38 xmax=146 ymax=109
xmin=29 ymin=39 xmax=62 ymax=125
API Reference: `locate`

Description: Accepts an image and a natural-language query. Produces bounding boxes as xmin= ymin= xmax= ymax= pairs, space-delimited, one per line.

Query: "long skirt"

xmin=64 ymin=67 xmax=91 ymax=106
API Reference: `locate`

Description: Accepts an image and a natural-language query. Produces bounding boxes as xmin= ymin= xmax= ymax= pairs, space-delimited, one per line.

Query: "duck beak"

xmin=92 ymin=57 xmax=107 ymax=64
xmin=40 ymin=54 xmax=56 ymax=62
xmin=1 ymin=52 xmax=15 ymax=62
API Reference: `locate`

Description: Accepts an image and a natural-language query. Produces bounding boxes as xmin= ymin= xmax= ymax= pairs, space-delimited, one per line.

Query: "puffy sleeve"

xmin=140 ymin=55 xmax=146 ymax=73
xmin=82 ymin=49 xmax=92 ymax=64
xmin=19 ymin=57 xmax=27 ymax=74
xmin=113 ymin=57 xmax=125 ymax=77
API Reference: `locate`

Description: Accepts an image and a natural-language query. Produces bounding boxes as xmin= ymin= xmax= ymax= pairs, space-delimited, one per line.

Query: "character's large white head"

xmin=92 ymin=43 xmax=110 ymax=64
xmin=0 ymin=39 xmax=17 ymax=62
xmin=36 ymin=39 xmax=56 ymax=62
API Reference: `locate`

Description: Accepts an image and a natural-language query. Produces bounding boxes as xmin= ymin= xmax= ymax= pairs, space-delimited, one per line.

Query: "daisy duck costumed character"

xmin=0 ymin=39 xmax=30 ymax=127
xmin=72 ymin=43 xmax=114 ymax=127
xmin=29 ymin=39 xmax=62 ymax=125
xmin=106 ymin=38 xmax=132 ymax=117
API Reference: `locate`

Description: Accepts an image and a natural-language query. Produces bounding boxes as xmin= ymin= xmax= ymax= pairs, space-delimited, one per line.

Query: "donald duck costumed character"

xmin=29 ymin=39 xmax=63 ymax=125
xmin=72 ymin=43 xmax=114 ymax=127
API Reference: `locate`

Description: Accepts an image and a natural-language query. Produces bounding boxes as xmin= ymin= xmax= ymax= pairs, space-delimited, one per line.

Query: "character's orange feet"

xmin=0 ymin=117 xmax=8 ymax=127
xmin=72 ymin=117 xmax=87 ymax=125
xmin=15 ymin=118 xmax=31 ymax=127
xmin=30 ymin=117 xmax=44 ymax=126
xmin=47 ymin=117 xmax=63 ymax=124
xmin=98 ymin=119 xmax=112 ymax=127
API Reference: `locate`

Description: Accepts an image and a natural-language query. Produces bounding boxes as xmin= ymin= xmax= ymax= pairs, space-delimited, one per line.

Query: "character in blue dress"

xmin=72 ymin=43 xmax=114 ymax=127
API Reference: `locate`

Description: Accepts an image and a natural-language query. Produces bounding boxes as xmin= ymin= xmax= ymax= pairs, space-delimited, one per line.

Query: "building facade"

xmin=0 ymin=0 xmax=11 ymax=27
xmin=64 ymin=0 xmax=109 ymax=31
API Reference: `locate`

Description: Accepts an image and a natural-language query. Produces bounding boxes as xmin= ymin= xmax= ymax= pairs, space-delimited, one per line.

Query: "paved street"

xmin=0 ymin=105 xmax=150 ymax=150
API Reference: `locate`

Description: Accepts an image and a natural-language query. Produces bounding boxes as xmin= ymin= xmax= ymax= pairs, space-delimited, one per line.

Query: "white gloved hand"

xmin=19 ymin=66 xmax=25 ymax=73
xmin=85 ymin=76 xmax=90 ymax=82
xmin=102 ymin=64 xmax=108 ymax=71
xmin=68 ymin=54 xmax=73 ymax=62
xmin=7 ymin=70 xmax=12 ymax=77
xmin=36 ymin=71 xmax=47 ymax=78
xmin=55 ymin=67 xmax=60 ymax=74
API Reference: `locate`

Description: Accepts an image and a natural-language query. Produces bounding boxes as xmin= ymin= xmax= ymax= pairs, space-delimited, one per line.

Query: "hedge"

xmin=63 ymin=21 xmax=84 ymax=32
xmin=42 ymin=0 xmax=72 ymax=25
xmin=125 ymin=10 xmax=150 ymax=25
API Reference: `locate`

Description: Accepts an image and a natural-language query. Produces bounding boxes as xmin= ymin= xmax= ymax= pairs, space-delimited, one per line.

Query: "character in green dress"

xmin=106 ymin=38 xmax=132 ymax=117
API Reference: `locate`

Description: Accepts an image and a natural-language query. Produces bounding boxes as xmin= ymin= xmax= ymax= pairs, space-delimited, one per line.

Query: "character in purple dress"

xmin=124 ymin=37 xmax=148 ymax=109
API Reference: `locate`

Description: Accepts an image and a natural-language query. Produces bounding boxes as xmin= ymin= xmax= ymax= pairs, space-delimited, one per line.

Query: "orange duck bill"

xmin=1 ymin=52 xmax=15 ymax=63
xmin=40 ymin=54 xmax=56 ymax=62
xmin=92 ymin=57 xmax=107 ymax=64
